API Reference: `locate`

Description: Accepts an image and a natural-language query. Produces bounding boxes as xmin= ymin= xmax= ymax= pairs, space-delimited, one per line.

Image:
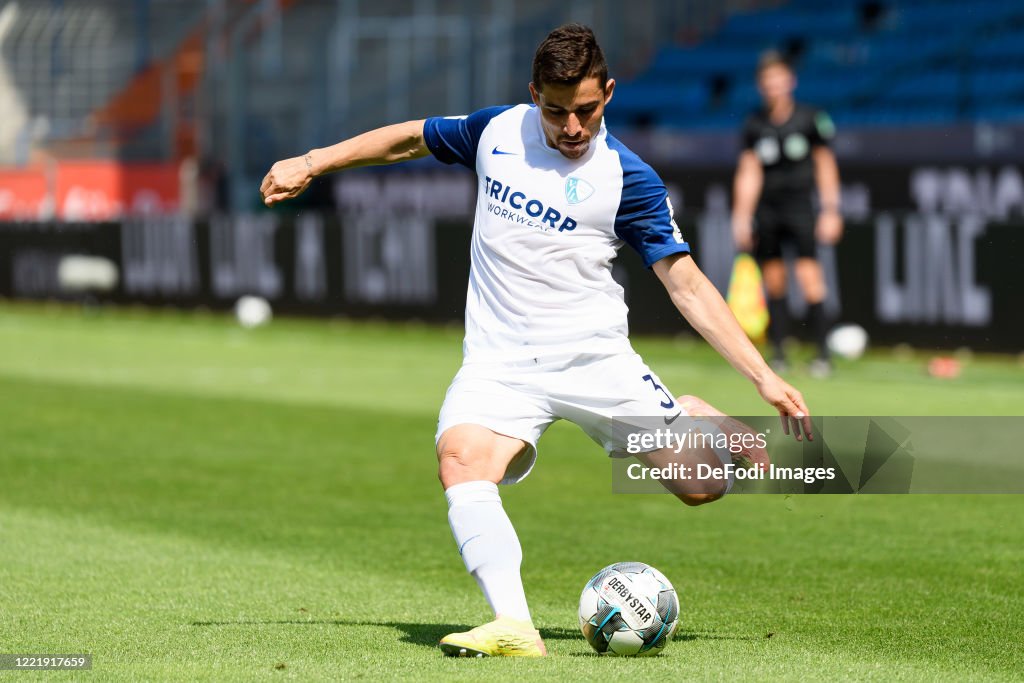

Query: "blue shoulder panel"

xmin=422 ymin=105 xmax=515 ymax=169
xmin=607 ymin=134 xmax=691 ymax=268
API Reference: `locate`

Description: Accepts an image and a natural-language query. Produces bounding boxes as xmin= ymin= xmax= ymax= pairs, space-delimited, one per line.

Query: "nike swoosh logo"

xmin=459 ymin=534 xmax=482 ymax=556
xmin=491 ymin=146 xmax=516 ymax=155
xmin=664 ymin=412 xmax=682 ymax=425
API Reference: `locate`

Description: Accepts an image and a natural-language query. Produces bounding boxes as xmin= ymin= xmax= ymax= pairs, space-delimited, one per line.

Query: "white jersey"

xmin=423 ymin=104 xmax=690 ymax=362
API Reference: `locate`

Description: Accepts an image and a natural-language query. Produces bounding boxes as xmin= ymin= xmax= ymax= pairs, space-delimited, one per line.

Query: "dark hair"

xmin=757 ymin=50 xmax=793 ymax=76
xmin=531 ymin=23 xmax=608 ymax=91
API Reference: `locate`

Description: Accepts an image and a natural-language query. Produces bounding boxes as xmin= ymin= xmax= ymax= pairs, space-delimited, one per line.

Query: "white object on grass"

xmin=827 ymin=324 xmax=869 ymax=360
xmin=234 ymin=296 xmax=272 ymax=328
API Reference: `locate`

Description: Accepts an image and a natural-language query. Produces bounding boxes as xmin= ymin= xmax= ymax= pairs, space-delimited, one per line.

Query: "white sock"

xmin=445 ymin=480 xmax=532 ymax=624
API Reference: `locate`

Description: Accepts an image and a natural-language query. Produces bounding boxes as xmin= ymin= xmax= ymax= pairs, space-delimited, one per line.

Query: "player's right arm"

xmin=261 ymin=119 xmax=429 ymax=206
xmin=731 ymin=150 xmax=762 ymax=252
xmin=262 ymin=106 xmax=511 ymax=206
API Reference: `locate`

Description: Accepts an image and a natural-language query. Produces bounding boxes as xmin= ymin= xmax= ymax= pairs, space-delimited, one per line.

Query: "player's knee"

xmin=761 ymin=260 xmax=787 ymax=296
xmin=677 ymin=488 xmax=725 ymax=507
xmin=676 ymin=394 xmax=711 ymax=416
xmin=678 ymin=475 xmax=730 ymax=506
xmin=437 ymin=444 xmax=469 ymax=485
xmin=437 ymin=441 xmax=489 ymax=488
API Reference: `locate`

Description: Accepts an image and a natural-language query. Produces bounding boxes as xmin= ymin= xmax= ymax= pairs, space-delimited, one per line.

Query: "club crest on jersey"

xmin=565 ymin=176 xmax=595 ymax=205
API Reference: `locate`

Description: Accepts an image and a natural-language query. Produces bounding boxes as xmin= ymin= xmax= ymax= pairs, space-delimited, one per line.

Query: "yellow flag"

xmin=726 ymin=254 xmax=768 ymax=343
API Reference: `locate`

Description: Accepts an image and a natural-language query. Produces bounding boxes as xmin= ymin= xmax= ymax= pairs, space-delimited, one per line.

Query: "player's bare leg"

xmin=437 ymin=424 xmax=526 ymax=488
xmin=436 ymin=425 xmax=546 ymax=657
xmin=761 ymin=258 xmax=787 ymax=298
xmin=677 ymin=394 xmax=770 ymax=471
xmin=634 ymin=444 xmax=730 ymax=506
xmin=634 ymin=394 xmax=769 ymax=507
xmin=793 ymin=257 xmax=824 ymax=303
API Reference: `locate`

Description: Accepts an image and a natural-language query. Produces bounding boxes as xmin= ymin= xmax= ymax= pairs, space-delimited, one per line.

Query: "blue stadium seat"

xmin=893 ymin=1 xmax=1021 ymax=30
xmin=656 ymin=110 xmax=746 ymax=131
xmin=972 ymin=33 xmax=1024 ymax=65
xmin=833 ymin=104 xmax=959 ymax=127
xmin=720 ymin=7 xmax=859 ymax=40
xmin=972 ymin=103 xmax=1024 ymax=123
xmin=970 ymin=69 xmax=1024 ymax=101
xmin=881 ymin=71 xmax=962 ymax=103
xmin=608 ymin=81 xmax=710 ymax=125
xmin=722 ymin=83 xmax=758 ymax=110
xmin=645 ymin=46 xmax=761 ymax=78
xmin=607 ymin=0 xmax=1024 ymax=131
xmin=797 ymin=72 xmax=875 ymax=103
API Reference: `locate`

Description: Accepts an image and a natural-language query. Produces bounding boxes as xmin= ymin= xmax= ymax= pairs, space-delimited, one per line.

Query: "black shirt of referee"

xmin=741 ymin=103 xmax=835 ymax=261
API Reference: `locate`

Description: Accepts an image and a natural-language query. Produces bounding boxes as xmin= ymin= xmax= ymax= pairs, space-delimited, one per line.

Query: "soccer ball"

xmin=826 ymin=323 xmax=868 ymax=360
xmin=578 ymin=562 xmax=680 ymax=656
xmin=234 ymin=296 xmax=272 ymax=328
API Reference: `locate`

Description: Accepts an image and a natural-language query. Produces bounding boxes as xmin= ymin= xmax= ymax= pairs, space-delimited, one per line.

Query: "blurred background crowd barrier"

xmin=0 ymin=0 xmax=1021 ymax=351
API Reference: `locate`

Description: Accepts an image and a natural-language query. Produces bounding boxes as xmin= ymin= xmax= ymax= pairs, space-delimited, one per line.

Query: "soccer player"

xmin=261 ymin=24 xmax=811 ymax=657
xmin=732 ymin=51 xmax=843 ymax=377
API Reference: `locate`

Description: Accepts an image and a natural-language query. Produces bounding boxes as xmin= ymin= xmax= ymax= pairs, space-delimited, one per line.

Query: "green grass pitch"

xmin=0 ymin=303 xmax=1022 ymax=681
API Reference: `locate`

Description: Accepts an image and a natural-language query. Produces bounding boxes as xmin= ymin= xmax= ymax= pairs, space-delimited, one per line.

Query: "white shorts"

xmin=435 ymin=352 xmax=683 ymax=485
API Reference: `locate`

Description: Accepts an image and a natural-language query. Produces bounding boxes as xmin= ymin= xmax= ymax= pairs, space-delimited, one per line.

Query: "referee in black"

xmin=732 ymin=51 xmax=842 ymax=377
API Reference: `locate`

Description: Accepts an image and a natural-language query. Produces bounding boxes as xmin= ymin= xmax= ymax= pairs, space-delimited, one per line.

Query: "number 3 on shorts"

xmin=642 ymin=374 xmax=675 ymax=409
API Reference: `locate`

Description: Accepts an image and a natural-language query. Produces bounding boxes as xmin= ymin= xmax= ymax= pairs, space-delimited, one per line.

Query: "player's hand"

xmin=732 ymin=215 xmax=754 ymax=252
xmin=755 ymin=372 xmax=813 ymax=441
xmin=261 ymin=154 xmax=314 ymax=206
xmin=815 ymin=210 xmax=843 ymax=245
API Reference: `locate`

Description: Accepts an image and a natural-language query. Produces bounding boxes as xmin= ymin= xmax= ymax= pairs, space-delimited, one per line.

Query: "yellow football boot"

xmin=438 ymin=616 xmax=547 ymax=657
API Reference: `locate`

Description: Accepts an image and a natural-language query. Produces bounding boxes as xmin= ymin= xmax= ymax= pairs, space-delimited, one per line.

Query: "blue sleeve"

xmin=422 ymin=105 xmax=514 ymax=169
xmin=608 ymin=137 xmax=691 ymax=268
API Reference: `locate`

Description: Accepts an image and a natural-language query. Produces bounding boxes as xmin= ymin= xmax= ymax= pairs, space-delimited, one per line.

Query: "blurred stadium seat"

xmin=6 ymin=0 xmax=1021 ymax=165
xmin=606 ymin=0 xmax=1024 ymax=130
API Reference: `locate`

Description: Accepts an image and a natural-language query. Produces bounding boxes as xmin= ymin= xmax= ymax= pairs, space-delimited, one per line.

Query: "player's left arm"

xmin=652 ymin=253 xmax=812 ymax=439
xmin=813 ymin=146 xmax=842 ymax=244
xmin=810 ymin=108 xmax=842 ymax=245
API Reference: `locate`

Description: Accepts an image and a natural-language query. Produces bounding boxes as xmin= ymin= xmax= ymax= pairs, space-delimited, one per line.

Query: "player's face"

xmin=530 ymin=76 xmax=615 ymax=159
xmin=757 ymin=64 xmax=795 ymax=107
xmin=757 ymin=64 xmax=794 ymax=108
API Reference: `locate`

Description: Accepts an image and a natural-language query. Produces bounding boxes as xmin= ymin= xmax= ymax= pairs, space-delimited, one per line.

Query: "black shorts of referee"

xmin=753 ymin=196 xmax=816 ymax=262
